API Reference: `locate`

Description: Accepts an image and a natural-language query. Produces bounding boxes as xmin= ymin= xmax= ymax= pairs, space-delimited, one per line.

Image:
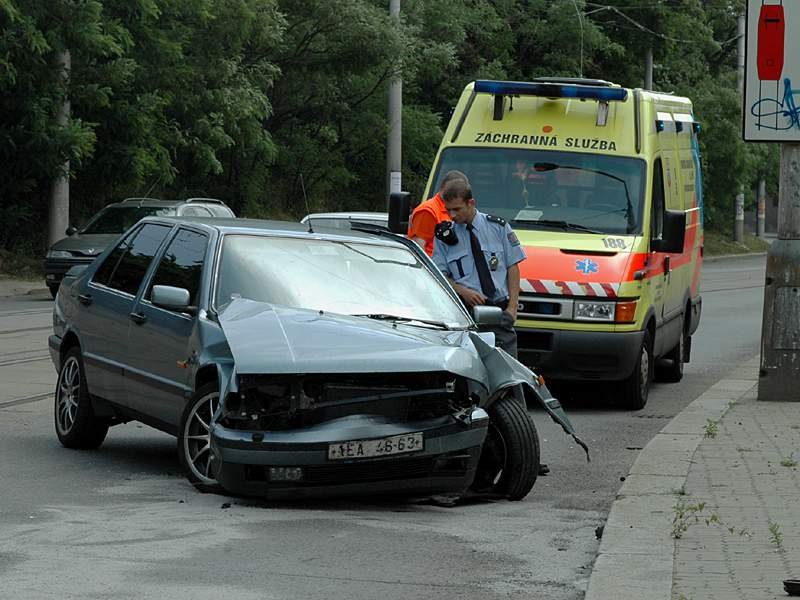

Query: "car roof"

xmin=109 ymin=197 xmax=231 ymax=208
xmin=140 ymin=216 xmax=404 ymax=245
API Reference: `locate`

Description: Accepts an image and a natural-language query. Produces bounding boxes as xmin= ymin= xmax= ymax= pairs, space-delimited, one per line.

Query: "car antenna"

xmin=300 ymin=173 xmax=313 ymax=233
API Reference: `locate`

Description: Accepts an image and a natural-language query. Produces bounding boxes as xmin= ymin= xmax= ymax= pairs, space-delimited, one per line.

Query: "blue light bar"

xmin=474 ymin=80 xmax=628 ymax=102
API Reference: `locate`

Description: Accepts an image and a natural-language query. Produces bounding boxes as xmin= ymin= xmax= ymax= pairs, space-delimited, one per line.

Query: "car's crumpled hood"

xmin=217 ymin=298 xmax=490 ymax=386
xmin=215 ymin=298 xmax=589 ymax=460
xmin=50 ymin=233 xmax=119 ymax=256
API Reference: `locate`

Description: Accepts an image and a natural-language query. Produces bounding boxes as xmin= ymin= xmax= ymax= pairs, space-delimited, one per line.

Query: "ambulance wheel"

xmin=656 ymin=317 xmax=689 ymax=383
xmin=619 ymin=329 xmax=653 ymax=410
xmin=471 ymin=393 xmax=539 ymax=501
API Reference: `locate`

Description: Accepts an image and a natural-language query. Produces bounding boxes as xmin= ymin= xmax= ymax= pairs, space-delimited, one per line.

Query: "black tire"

xmin=48 ymin=285 xmax=58 ymax=299
xmin=471 ymin=392 xmax=540 ymax=501
xmin=54 ymin=347 xmax=109 ymax=449
xmin=655 ymin=318 xmax=688 ymax=383
xmin=178 ymin=382 xmax=222 ymax=493
xmin=619 ymin=329 xmax=653 ymax=410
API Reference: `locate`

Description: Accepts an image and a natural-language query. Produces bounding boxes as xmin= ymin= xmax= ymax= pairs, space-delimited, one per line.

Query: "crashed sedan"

xmin=50 ymin=217 xmax=586 ymax=500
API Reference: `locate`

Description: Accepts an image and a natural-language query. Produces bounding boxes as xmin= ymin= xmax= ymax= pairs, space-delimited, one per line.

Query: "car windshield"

xmin=81 ymin=206 xmax=174 ymax=234
xmin=432 ymin=148 xmax=646 ymax=235
xmin=215 ymin=235 xmax=471 ymax=328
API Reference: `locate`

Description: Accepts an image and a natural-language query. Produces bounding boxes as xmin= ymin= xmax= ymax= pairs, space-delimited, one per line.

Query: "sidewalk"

xmin=586 ymin=356 xmax=800 ymax=600
xmin=0 ymin=277 xmax=48 ymax=298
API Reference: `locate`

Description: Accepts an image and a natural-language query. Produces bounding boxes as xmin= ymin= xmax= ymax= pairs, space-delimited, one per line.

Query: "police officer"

xmin=432 ymin=178 xmax=525 ymax=358
xmin=407 ymin=170 xmax=468 ymax=256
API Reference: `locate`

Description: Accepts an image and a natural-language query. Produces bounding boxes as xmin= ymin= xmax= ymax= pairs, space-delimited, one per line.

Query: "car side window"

xmin=92 ymin=229 xmax=138 ymax=287
xmin=147 ymin=228 xmax=209 ymax=306
xmin=651 ymin=158 xmax=665 ymax=241
xmin=103 ymin=224 xmax=172 ymax=296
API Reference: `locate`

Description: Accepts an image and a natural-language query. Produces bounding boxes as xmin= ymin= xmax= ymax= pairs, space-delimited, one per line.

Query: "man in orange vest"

xmin=407 ymin=170 xmax=468 ymax=256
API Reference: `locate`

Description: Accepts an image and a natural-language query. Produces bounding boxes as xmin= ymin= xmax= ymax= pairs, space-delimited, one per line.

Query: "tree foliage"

xmin=0 ymin=0 xmax=779 ymax=252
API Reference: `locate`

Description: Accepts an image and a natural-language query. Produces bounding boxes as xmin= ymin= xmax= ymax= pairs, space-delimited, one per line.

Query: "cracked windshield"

xmin=433 ymin=148 xmax=646 ymax=235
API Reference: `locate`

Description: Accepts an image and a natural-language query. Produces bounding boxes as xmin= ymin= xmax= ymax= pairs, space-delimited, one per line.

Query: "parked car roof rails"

xmin=120 ymin=197 xmax=165 ymax=203
xmin=185 ymin=197 xmax=227 ymax=205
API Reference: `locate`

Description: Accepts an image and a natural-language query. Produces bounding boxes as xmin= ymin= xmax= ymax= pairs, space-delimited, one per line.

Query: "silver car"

xmin=50 ymin=217 xmax=586 ymax=500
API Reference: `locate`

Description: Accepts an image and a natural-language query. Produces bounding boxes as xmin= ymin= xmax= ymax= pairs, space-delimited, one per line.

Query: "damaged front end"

xmin=210 ymin=370 xmax=491 ymax=499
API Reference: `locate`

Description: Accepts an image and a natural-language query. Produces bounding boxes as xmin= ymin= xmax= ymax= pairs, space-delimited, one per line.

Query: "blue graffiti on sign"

xmin=575 ymin=258 xmax=599 ymax=275
xmin=751 ymin=78 xmax=800 ymax=131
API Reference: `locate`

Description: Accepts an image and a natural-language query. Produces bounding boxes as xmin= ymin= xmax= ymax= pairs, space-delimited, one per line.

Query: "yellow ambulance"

xmin=424 ymin=78 xmax=703 ymax=409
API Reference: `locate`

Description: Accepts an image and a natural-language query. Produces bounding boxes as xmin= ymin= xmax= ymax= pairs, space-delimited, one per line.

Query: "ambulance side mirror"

xmin=388 ymin=191 xmax=412 ymax=234
xmin=651 ymin=210 xmax=686 ymax=254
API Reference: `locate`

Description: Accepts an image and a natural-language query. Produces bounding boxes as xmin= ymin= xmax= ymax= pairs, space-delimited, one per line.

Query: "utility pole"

xmin=48 ymin=49 xmax=71 ymax=246
xmin=644 ymin=47 xmax=653 ymax=90
xmin=385 ymin=0 xmax=402 ymax=207
xmin=735 ymin=14 xmax=746 ymax=243
xmin=757 ymin=178 xmax=766 ymax=237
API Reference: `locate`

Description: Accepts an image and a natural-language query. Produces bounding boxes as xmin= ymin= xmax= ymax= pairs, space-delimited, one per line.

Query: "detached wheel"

xmin=619 ymin=329 xmax=653 ymax=410
xmin=178 ymin=383 xmax=222 ymax=492
xmin=656 ymin=317 xmax=689 ymax=384
xmin=471 ymin=392 xmax=540 ymax=501
xmin=54 ymin=347 xmax=109 ymax=449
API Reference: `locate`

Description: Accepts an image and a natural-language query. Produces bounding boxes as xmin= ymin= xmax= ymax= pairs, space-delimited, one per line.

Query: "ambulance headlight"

xmin=574 ymin=301 xmax=615 ymax=322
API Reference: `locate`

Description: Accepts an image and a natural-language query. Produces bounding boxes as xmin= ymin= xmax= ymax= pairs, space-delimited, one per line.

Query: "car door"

xmin=79 ymin=223 xmax=173 ymax=403
xmin=125 ymin=227 xmax=210 ymax=430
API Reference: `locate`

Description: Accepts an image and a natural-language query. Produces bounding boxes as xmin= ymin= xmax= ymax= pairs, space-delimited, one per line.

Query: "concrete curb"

xmin=584 ymin=357 xmax=760 ymax=600
xmin=704 ymin=251 xmax=767 ymax=262
xmin=0 ymin=279 xmax=49 ymax=298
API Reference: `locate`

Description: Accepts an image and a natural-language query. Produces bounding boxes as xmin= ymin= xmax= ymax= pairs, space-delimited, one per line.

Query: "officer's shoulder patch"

xmin=486 ymin=214 xmax=506 ymax=226
xmin=507 ymin=231 xmax=520 ymax=246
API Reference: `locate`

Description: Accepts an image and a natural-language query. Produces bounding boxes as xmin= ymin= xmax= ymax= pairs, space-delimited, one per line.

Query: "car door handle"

xmin=129 ymin=312 xmax=147 ymax=325
xmin=78 ymin=293 xmax=93 ymax=306
xmin=663 ymin=256 xmax=671 ymax=276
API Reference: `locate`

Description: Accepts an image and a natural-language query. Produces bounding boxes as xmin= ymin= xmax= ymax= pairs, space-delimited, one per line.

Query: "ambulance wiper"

xmin=514 ymin=219 xmax=602 ymax=234
xmin=352 ymin=313 xmax=452 ymax=330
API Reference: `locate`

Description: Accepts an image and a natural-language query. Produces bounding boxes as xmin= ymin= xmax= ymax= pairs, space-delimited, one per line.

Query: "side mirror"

xmin=388 ymin=191 xmax=412 ymax=234
xmin=651 ymin=209 xmax=686 ymax=254
xmin=151 ymin=285 xmax=192 ymax=313
xmin=473 ymin=305 xmax=503 ymax=326
xmin=65 ymin=226 xmax=78 ymax=236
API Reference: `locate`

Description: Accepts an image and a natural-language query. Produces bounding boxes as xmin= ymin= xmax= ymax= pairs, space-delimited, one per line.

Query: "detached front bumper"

xmin=210 ymin=411 xmax=489 ymax=499
xmin=516 ymin=326 xmax=644 ymax=381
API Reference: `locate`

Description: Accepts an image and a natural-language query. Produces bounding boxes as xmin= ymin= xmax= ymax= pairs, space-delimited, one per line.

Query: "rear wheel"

xmin=178 ymin=383 xmax=222 ymax=492
xmin=54 ymin=347 xmax=109 ymax=449
xmin=656 ymin=318 xmax=688 ymax=383
xmin=471 ymin=392 xmax=540 ymax=500
xmin=619 ymin=329 xmax=653 ymax=410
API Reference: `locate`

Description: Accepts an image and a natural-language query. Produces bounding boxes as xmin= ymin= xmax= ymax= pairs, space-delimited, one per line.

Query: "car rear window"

xmin=81 ymin=206 xmax=174 ymax=234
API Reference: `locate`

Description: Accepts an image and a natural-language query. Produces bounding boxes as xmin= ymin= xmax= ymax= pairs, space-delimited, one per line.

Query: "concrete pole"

xmin=386 ymin=0 xmax=402 ymax=207
xmin=758 ymin=143 xmax=800 ymax=402
xmin=644 ymin=47 xmax=653 ymax=90
xmin=735 ymin=14 xmax=746 ymax=243
xmin=757 ymin=179 xmax=766 ymax=237
xmin=48 ymin=49 xmax=71 ymax=246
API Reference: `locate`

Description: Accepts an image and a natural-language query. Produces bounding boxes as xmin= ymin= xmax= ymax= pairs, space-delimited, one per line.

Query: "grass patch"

xmin=0 ymin=250 xmax=44 ymax=280
xmin=704 ymin=231 xmax=770 ymax=257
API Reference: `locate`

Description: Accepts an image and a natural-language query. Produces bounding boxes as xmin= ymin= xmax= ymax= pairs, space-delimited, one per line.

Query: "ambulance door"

xmin=661 ymin=139 xmax=686 ymax=327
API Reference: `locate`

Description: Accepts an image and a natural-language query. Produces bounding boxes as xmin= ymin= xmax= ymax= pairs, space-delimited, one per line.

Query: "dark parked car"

xmin=301 ymin=211 xmax=389 ymax=230
xmin=50 ymin=217 xmax=586 ymax=500
xmin=44 ymin=197 xmax=234 ymax=298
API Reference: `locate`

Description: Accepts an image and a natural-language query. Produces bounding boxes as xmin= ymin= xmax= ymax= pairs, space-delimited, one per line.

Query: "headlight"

xmin=47 ymin=250 xmax=73 ymax=258
xmin=574 ymin=301 xmax=615 ymax=322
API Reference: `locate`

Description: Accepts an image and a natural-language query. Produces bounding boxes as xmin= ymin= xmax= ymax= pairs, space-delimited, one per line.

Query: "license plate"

xmin=328 ymin=432 xmax=424 ymax=461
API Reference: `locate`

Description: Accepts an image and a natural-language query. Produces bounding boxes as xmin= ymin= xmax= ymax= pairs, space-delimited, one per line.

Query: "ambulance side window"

xmin=651 ymin=158 xmax=665 ymax=241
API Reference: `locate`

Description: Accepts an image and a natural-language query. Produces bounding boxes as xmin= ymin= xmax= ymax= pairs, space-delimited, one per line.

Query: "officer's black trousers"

xmin=478 ymin=311 xmax=518 ymax=358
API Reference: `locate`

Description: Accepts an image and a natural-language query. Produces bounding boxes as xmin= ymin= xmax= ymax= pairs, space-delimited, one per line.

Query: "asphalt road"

xmin=0 ymin=254 xmax=766 ymax=600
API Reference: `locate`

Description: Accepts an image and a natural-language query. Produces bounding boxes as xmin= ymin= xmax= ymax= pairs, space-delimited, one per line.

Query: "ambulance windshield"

xmin=432 ymin=148 xmax=646 ymax=235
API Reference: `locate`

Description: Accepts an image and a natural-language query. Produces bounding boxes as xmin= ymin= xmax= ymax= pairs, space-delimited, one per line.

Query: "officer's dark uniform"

xmin=432 ymin=211 xmax=526 ymax=357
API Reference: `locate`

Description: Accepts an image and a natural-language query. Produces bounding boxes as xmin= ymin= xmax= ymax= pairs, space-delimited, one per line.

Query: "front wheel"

xmin=619 ymin=329 xmax=653 ymax=410
xmin=471 ymin=393 xmax=540 ymax=501
xmin=54 ymin=347 xmax=109 ymax=449
xmin=178 ymin=383 xmax=222 ymax=492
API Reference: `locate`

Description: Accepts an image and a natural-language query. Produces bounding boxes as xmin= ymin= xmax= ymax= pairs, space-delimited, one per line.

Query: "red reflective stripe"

xmin=554 ymin=281 xmax=572 ymax=295
xmin=601 ymin=283 xmax=617 ymax=297
xmin=530 ymin=279 xmax=548 ymax=294
xmin=581 ymin=282 xmax=597 ymax=296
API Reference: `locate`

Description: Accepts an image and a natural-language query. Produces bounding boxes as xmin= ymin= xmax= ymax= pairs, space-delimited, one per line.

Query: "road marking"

xmin=0 ymin=355 xmax=50 ymax=368
xmin=0 ymin=392 xmax=52 ymax=408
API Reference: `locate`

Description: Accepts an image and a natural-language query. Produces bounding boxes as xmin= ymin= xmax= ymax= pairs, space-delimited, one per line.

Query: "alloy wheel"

xmin=56 ymin=356 xmax=80 ymax=435
xmin=183 ymin=392 xmax=219 ymax=484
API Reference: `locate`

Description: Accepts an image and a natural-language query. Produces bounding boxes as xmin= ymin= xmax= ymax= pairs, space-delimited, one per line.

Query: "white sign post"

xmin=744 ymin=1 xmax=800 ymax=141
xmin=745 ymin=1 xmax=800 ymax=402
